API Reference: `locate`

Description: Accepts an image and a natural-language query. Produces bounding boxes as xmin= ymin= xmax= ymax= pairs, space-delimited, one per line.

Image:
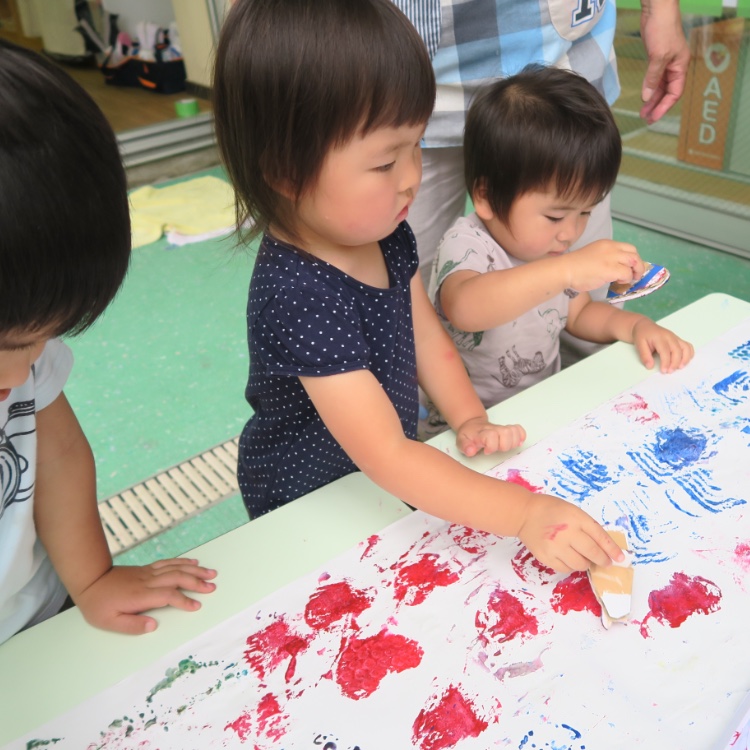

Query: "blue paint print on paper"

xmin=713 ymin=370 xmax=750 ymax=405
xmin=611 ymin=503 xmax=673 ymax=564
xmin=627 ymin=427 xmax=711 ymax=483
xmin=728 ymin=338 xmax=750 ymax=361
xmin=517 ymin=723 xmax=586 ymax=749
xmin=669 ymin=469 xmax=745 ymax=515
xmin=551 ymin=450 xmax=615 ymax=501
xmin=653 ymin=427 xmax=708 ymax=469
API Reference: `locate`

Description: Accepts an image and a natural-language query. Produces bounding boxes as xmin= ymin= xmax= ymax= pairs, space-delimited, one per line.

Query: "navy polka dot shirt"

xmin=238 ymin=222 xmax=420 ymax=517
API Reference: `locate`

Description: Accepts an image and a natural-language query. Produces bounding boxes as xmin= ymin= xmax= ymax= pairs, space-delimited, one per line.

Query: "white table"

xmin=1 ymin=292 xmax=748 ymax=746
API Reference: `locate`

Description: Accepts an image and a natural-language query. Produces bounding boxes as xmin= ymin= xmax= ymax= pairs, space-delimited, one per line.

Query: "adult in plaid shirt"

xmin=394 ymin=0 xmax=688 ymax=362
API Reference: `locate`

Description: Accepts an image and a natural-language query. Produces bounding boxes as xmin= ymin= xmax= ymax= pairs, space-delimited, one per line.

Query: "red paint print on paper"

xmin=613 ymin=393 xmax=660 ymax=423
xmin=244 ymin=618 xmax=311 ymax=682
xmin=476 ymin=587 xmax=539 ymax=646
xmin=225 ymin=692 xmax=287 ymax=744
xmin=449 ymin=524 xmax=492 ymax=554
xmin=640 ymin=571 xmax=722 ymax=637
xmin=304 ymin=580 xmax=372 ymax=630
xmin=412 ymin=685 xmax=490 ymax=750
xmin=334 ymin=630 xmax=423 ymax=700
xmin=393 ymin=553 xmax=460 ymax=606
xmin=360 ymin=534 xmax=380 ymax=560
xmin=551 ymin=572 xmax=602 ymax=617
xmin=511 ymin=549 xmax=556 ymax=586
xmin=505 ymin=468 xmax=544 ymax=493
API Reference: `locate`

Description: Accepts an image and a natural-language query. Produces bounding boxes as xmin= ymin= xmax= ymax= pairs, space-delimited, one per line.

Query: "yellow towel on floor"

xmin=130 ymin=175 xmax=237 ymax=249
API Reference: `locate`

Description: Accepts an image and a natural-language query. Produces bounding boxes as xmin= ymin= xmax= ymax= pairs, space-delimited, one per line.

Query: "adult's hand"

xmin=639 ymin=0 xmax=690 ymax=123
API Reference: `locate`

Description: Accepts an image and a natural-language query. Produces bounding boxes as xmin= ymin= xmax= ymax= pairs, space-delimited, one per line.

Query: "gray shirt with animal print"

xmin=427 ymin=212 xmax=573 ymax=411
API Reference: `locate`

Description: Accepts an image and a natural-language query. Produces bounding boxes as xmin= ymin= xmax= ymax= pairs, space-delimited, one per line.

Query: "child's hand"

xmin=632 ymin=319 xmax=694 ymax=373
xmin=565 ymin=240 xmax=645 ymax=293
xmin=516 ymin=493 xmax=624 ymax=572
xmin=455 ymin=416 xmax=526 ymax=457
xmin=74 ymin=558 xmax=217 ymax=635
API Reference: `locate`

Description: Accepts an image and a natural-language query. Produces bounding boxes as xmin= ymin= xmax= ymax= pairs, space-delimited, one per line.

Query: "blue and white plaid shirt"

xmin=393 ymin=0 xmax=620 ymax=147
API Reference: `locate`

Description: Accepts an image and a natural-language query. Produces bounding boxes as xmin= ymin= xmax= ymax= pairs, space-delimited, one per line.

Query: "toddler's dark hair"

xmin=465 ymin=64 xmax=622 ymax=222
xmin=0 ymin=39 xmax=131 ymax=336
xmin=213 ymin=0 xmax=436 ymax=242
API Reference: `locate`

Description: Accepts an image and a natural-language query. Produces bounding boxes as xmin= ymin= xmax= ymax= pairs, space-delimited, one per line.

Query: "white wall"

xmin=104 ymin=0 xmax=175 ymax=38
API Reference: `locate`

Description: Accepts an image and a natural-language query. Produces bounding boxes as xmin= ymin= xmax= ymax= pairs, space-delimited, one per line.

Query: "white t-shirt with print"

xmin=429 ymin=213 xmax=572 ymax=408
xmin=0 ymin=338 xmax=73 ymax=645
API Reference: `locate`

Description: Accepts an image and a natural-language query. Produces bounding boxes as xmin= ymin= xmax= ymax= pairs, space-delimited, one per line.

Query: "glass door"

xmin=613 ymin=0 xmax=750 ymax=258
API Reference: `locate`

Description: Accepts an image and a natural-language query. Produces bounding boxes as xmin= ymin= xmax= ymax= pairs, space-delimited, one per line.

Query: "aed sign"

xmin=677 ymin=19 xmax=744 ymax=171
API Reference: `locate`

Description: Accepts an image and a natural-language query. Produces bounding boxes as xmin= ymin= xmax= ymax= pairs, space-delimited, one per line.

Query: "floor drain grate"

xmin=99 ymin=437 xmax=240 ymax=556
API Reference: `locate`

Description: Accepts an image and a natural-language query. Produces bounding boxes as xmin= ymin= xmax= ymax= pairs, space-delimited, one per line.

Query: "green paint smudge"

xmin=147 ymin=658 xmax=204 ymax=703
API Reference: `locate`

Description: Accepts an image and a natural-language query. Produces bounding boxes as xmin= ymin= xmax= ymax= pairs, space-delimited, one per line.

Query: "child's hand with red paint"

xmin=515 ymin=493 xmax=624 ymax=573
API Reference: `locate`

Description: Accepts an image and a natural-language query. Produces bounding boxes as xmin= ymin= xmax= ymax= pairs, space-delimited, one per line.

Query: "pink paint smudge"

xmin=640 ymin=572 xmax=722 ymax=638
xmin=334 ymin=630 xmax=423 ymax=699
xmin=304 ymin=580 xmax=372 ymax=630
xmin=393 ymin=553 xmax=460 ymax=606
xmin=550 ymin=572 xmax=602 ymax=617
xmin=613 ymin=393 xmax=660 ymax=423
xmin=243 ymin=618 xmax=311 ymax=682
xmin=224 ymin=692 xmax=287 ymax=743
xmin=544 ymin=523 xmax=568 ymax=541
xmin=449 ymin=524 xmax=491 ymax=554
xmin=511 ymin=549 xmax=557 ymax=586
xmin=476 ymin=587 xmax=539 ymax=646
xmin=360 ymin=534 xmax=380 ymax=560
xmin=734 ymin=542 xmax=750 ymax=572
xmin=505 ymin=468 xmax=544 ymax=493
xmin=412 ymin=685 xmax=490 ymax=750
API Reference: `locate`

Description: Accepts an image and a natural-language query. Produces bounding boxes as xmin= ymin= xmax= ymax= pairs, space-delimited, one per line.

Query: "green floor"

xmin=63 ymin=167 xmax=750 ymax=566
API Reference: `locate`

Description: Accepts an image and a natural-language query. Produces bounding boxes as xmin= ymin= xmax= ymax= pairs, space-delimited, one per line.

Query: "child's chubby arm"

xmin=412 ymin=274 xmax=525 ymax=457
xmin=300 ymin=369 xmax=623 ymax=573
xmin=440 ymin=239 xmax=643 ymax=333
xmin=299 ymin=276 xmax=624 ymax=573
xmin=565 ymin=293 xmax=694 ymax=373
xmin=33 ymin=393 xmax=217 ymax=635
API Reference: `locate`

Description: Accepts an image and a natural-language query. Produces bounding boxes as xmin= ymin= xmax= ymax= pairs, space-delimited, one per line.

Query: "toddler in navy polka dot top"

xmin=212 ymin=0 xmax=625 ymax=573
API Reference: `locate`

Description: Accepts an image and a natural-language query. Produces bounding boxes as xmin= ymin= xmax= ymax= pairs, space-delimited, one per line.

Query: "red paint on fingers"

xmin=544 ymin=523 xmax=568 ymax=541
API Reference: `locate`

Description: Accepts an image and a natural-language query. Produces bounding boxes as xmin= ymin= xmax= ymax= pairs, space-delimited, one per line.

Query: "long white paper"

xmin=6 ymin=318 xmax=750 ymax=750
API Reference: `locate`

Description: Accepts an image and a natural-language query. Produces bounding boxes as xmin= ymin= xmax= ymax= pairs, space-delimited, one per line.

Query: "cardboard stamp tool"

xmin=588 ymin=529 xmax=634 ymax=629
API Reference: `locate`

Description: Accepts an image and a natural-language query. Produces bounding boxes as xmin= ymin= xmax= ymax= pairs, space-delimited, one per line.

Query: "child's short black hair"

xmin=213 ymin=0 xmax=436 ymax=242
xmin=464 ymin=65 xmax=622 ymax=222
xmin=0 ymin=39 xmax=130 ymax=336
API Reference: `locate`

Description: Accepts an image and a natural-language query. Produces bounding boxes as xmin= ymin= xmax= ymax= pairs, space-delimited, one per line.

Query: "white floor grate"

xmin=99 ymin=437 xmax=240 ymax=556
